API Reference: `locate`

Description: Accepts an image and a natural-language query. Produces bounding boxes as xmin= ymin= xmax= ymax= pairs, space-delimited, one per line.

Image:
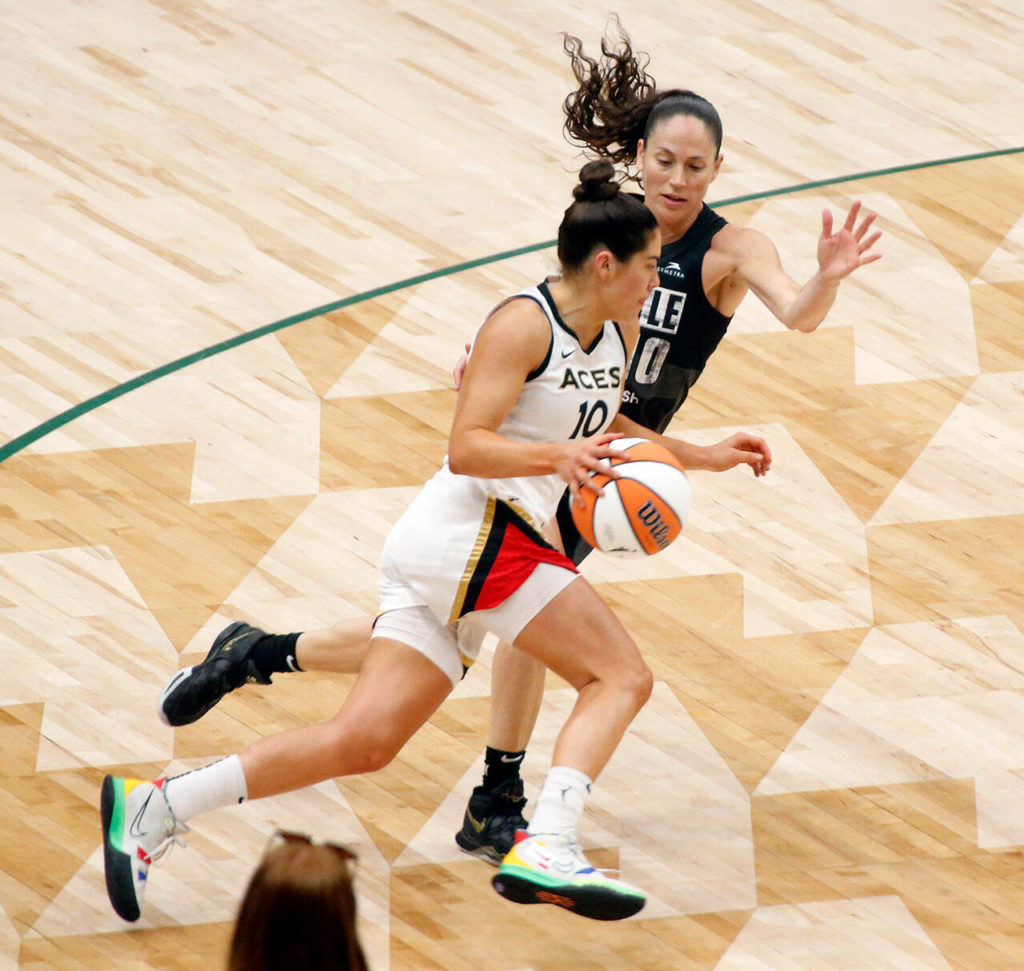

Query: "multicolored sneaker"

xmin=101 ymin=776 xmax=188 ymax=922
xmin=158 ymin=621 xmax=271 ymax=727
xmin=491 ymin=832 xmax=646 ymax=921
xmin=455 ymin=779 xmax=529 ymax=865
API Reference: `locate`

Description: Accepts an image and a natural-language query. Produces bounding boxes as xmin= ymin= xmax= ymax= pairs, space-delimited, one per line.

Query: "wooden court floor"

xmin=2 ymin=1 xmax=1024 ymax=968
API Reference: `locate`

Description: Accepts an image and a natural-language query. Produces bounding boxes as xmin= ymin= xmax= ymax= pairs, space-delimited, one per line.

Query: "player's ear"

xmin=593 ymin=248 xmax=614 ymax=277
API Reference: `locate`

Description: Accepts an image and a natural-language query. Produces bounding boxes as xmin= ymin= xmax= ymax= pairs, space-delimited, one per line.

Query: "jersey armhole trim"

xmin=610 ymin=320 xmax=629 ymax=361
xmin=509 ymin=293 xmax=552 ymax=381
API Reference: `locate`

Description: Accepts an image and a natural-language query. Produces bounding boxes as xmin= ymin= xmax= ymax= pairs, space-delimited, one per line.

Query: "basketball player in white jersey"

xmin=155 ymin=18 xmax=891 ymax=872
xmin=104 ymin=162 xmax=664 ymax=922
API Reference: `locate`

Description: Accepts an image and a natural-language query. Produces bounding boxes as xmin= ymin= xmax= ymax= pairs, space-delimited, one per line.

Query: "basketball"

xmin=571 ymin=437 xmax=691 ymax=557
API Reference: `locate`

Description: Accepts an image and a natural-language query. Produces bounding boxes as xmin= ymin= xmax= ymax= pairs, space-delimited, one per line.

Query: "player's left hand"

xmin=818 ymin=200 xmax=882 ymax=281
xmin=701 ymin=432 xmax=772 ymax=476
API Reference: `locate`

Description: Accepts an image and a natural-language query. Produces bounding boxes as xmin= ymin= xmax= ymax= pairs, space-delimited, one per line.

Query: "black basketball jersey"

xmin=619 ymin=203 xmax=732 ymax=433
xmin=556 ymin=202 xmax=734 ymax=565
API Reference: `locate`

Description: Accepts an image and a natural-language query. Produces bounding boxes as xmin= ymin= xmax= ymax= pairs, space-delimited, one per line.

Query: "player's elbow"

xmin=447 ymin=435 xmax=477 ymax=476
xmin=784 ymin=314 xmax=823 ymax=334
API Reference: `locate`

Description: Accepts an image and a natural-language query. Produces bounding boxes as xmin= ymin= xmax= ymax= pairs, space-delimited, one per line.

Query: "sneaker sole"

xmin=157 ymin=620 xmax=249 ymax=726
xmin=100 ymin=775 xmax=141 ymax=922
xmin=492 ymin=868 xmax=645 ymax=921
xmin=454 ymin=832 xmax=504 ymax=866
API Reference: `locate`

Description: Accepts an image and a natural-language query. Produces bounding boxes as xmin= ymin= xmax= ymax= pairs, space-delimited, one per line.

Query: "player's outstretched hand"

xmin=818 ymin=200 xmax=882 ymax=282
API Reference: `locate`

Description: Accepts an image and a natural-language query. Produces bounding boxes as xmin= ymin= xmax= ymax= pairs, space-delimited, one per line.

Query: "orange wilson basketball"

xmin=571 ymin=437 xmax=691 ymax=557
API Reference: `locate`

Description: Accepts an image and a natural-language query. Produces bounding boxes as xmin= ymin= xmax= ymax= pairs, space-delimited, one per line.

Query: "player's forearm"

xmin=448 ymin=429 xmax=563 ymax=479
xmin=779 ymin=271 xmax=841 ymax=332
xmin=609 ymin=413 xmax=704 ymax=470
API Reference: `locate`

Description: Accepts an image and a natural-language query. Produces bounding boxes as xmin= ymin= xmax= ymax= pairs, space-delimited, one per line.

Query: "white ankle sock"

xmin=527 ymin=765 xmax=592 ymax=839
xmin=163 ymin=755 xmax=248 ymax=823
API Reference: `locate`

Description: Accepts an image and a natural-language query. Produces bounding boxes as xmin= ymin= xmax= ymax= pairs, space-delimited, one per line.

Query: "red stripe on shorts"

xmin=458 ymin=500 xmax=577 ymax=618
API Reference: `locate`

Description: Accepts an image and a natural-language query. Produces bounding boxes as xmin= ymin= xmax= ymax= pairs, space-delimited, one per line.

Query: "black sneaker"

xmin=454 ymin=778 xmax=529 ymax=865
xmin=157 ymin=621 xmax=271 ymax=727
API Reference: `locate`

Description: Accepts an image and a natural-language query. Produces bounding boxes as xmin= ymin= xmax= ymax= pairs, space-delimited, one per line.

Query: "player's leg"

xmin=512 ymin=577 xmax=651 ymax=781
xmin=486 ymin=568 xmax=652 ymax=920
xmin=457 ymin=490 xmax=596 ymax=862
xmin=454 ymin=641 xmax=545 ymax=862
xmin=236 ymin=635 xmax=451 ymax=797
xmin=489 ymin=640 xmax=547 ymax=751
xmin=296 ymin=619 xmax=375 ymax=672
xmin=106 ymin=614 xmax=451 ymax=922
xmin=158 ymin=615 xmax=374 ymax=726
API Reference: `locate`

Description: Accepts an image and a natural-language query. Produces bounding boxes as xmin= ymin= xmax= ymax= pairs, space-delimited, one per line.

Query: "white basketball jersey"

xmin=471 ymin=280 xmax=628 ymax=525
xmin=378 ymin=280 xmax=629 ymax=628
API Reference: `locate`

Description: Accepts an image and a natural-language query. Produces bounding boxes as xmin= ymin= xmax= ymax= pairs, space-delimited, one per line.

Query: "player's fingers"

xmin=843 ymin=200 xmax=861 ymax=230
xmin=740 ymin=449 xmax=767 ymax=468
xmin=859 ymin=228 xmax=882 ymax=252
xmin=735 ymin=434 xmax=771 ymax=460
xmin=853 ymin=210 xmax=878 ymax=240
xmin=580 ymin=472 xmax=606 ymax=497
xmin=583 ymin=453 xmax=619 ymax=479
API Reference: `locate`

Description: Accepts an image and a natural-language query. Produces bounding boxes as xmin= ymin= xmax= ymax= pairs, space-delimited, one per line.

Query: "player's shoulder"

xmin=478 ymin=290 xmax=553 ymax=357
xmin=485 ymin=287 xmax=550 ymax=326
xmin=709 ymin=221 xmax=776 ymax=261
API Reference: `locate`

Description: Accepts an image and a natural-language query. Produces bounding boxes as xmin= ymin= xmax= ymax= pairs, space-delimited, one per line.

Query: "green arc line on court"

xmin=2 ymin=144 xmax=1022 ymax=466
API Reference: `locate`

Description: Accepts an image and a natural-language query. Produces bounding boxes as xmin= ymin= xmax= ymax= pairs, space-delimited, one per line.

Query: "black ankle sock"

xmin=251 ymin=633 xmax=303 ymax=679
xmin=482 ymin=746 xmax=526 ymax=790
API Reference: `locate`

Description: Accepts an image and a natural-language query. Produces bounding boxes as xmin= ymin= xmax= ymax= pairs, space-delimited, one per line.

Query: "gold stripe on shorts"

xmin=450 ymin=495 xmax=498 ymax=624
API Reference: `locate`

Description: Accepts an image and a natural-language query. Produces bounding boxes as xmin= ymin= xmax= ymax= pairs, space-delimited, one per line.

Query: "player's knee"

xmin=622 ymin=659 xmax=653 ymax=710
xmin=602 ymin=655 xmax=651 ymax=712
xmin=352 ymin=741 xmax=397 ymax=774
xmin=322 ymin=723 xmax=399 ymax=775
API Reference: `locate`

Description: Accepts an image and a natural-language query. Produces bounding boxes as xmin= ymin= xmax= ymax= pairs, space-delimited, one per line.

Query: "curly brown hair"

xmin=561 ymin=17 xmax=723 ymax=177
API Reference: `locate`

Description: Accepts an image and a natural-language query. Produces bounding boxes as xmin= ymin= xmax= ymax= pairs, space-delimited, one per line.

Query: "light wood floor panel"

xmin=3 ymin=0 xmax=1024 ymax=968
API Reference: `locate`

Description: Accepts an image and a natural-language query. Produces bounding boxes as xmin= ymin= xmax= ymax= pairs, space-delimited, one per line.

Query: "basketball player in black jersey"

xmin=453 ymin=22 xmax=880 ymax=862
xmin=156 ymin=22 xmax=881 ymax=868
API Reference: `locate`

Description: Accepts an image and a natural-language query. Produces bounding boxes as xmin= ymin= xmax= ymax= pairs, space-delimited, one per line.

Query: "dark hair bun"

xmin=573 ymin=160 xmax=620 ymax=201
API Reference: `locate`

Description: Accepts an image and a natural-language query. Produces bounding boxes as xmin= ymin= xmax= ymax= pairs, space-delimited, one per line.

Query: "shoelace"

xmin=540 ymin=836 xmax=629 ymax=881
xmin=148 ymin=820 xmax=190 ymax=867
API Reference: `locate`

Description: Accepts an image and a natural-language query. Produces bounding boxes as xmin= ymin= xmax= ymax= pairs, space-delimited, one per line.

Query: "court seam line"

xmin=2 ymin=145 xmax=1022 ymax=465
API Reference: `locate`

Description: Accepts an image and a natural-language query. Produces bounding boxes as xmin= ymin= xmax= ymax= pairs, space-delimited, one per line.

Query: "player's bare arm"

xmin=710 ymin=201 xmax=882 ymax=332
xmin=608 ymin=412 xmax=771 ymax=476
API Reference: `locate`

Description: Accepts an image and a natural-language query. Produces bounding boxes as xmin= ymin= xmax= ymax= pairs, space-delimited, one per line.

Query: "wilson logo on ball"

xmin=636 ymin=499 xmax=672 ymax=550
xmin=571 ymin=438 xmax=691 ymax=558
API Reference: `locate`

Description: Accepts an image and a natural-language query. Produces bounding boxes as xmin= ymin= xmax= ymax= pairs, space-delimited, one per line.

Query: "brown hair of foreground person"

xmin=228 ymin=830 xmax=368 ymax=971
